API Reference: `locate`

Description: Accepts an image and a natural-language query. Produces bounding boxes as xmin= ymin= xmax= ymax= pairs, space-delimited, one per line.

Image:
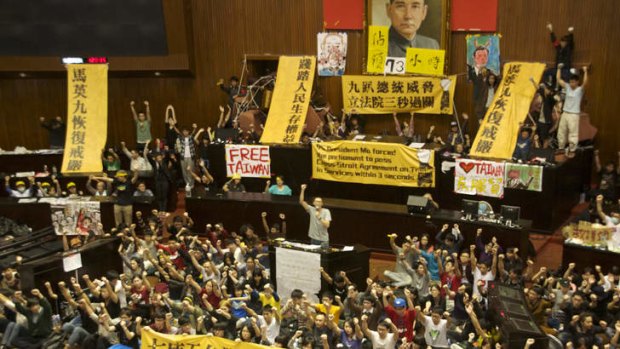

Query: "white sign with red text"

xmin=225 ymin=145 xmax=271 ymax=178
xmin=454 ymin=158 xmax=505 ymax=198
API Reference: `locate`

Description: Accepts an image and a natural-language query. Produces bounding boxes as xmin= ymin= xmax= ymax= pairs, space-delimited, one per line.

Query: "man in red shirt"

xmin=383 ymin=296 xmax=416 ymax=342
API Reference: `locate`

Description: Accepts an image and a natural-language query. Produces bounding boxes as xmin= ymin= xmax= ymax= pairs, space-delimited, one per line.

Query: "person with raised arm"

xmin=299 ymin=184 xmax=331 ymax=248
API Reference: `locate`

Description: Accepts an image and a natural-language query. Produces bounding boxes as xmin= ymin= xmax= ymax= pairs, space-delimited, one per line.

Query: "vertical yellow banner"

xmin=470 ymin=62 xmax=545 ymax=159
xmin=62 ymin=64 xmax=108 ymax=174
xmin=405 ymin=48 xmax=445 ymax=76
xmin=367 ymin=26 xmax=388 ymax=73
xmin=260 ymin=56 xmax=316 ymax=144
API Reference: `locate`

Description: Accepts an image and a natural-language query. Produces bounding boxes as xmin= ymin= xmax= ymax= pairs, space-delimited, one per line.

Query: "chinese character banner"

xmin=61 ymin=64 xmax=108 ymax=174
xmin=260 ymin=56 xmax=316 ymax=144
xmin=470 ymin=62 xmax=545 ymax=159
xmin=341 ymin=75 xmax=456 ymax=114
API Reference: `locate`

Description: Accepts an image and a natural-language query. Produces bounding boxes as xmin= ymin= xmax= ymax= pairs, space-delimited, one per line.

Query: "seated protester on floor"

xmin=470 ymin=243 xmax=497 ymax=299
xmin=133 ymin=181 xmax=154 ymax=197
xmin=383 ymin=234 xmax=416 ymax=287
xmin=167 ymin=213 xmax=195 ymax=238
xmin=415 ymin=304 xmax=451 ymax=348
xmin=260 ymin=212 xmax=287 ymax=240
xmin=435 ymin=223 xmax=464 ymax=256
xmin=319 ymin=268 xmax=352 ymax=301
xmin=222 ymin=173 xmax=246 ymax=193
xmin=239 ymin=224 xmax=259 ymax=248
xmin=0 ymin=289 xmax=53 ymax=348
xmin=86 ymin=174 xmax=112 ymax=196
xmin=4 ymin=176 xmax=41 ymax=198
xmin=264 ymin=176 xmax=293 ymax=196
xmin=360 ymin=316 xmax=398 ymax=349
xmin=381 ymin=294 xmax=416 ymax=342
xmin=398 ymin=256 xmax=431 ymax=299
xmin=411 ymin=233 xmax=440 ymax=281
xmin=594 ymin=149 xmax=620 ymax=202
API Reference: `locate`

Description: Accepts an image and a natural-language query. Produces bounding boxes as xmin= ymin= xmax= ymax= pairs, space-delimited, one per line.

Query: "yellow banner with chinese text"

xmin=341 ymin=75 xmax=456 ymax=114
xmin=141 ymin=329 xmax=271 ymax=349
xmin=260 ymin=56 xmax=316 ymax=144
xmin=406 ymin=48 xmax=445 ymax=76
xmin=312 ymin=140 xmax=434 ymax=187
xmin=367 ymin=25 xmax=389 ymax=73
xmin=470 ymin=62 xmax=545 ymax=159
xmin=61 ymin=64 xmax=108 ymax=174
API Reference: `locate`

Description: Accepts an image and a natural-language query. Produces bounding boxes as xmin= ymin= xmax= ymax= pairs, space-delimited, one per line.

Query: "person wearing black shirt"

xmin=95 ymin=170 xmax=138 ymax=228
xmin=39 ymin=116 xmax=66 ymax=149
xmin=148 ymin=151 xmax=173 ymax=212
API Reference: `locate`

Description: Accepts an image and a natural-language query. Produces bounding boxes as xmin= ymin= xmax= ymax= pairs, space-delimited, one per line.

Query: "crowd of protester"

xmin=0 ymin=210 xmax=619 ymax=349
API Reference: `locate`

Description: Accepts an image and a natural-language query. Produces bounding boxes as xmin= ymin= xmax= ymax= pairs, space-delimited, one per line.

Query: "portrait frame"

xmin=367 ymin=0 xmax=450 ymax=73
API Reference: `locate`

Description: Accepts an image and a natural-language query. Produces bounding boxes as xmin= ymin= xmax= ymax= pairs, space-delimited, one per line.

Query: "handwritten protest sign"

xmin=406 ymin=48 xmax=445 ymax=75
xmin=454 ymin=158 xmax=505 ymax=198
xmin=367 ymin=26 xmax=389 ymax=73
xmin=225 ymin=145 xmax=271 ymax=178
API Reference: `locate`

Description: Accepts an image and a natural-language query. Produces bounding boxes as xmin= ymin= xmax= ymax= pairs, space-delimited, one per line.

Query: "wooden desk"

xmin=186 ymin=193 xmax=533 ymax=256
xmin=562 ymin=242 xmax=620 ymax=274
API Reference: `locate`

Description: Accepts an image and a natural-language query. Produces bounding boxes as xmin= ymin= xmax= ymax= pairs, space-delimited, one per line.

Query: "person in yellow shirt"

xmin=251 ymin=283 xmax=281 ymax=313
xmin=314 ymin=291 xmax=342 ymax=325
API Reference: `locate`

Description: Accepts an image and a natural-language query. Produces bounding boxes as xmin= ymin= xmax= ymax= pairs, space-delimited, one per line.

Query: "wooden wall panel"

xmin=0 ymin=0 xmax=619 ymax=162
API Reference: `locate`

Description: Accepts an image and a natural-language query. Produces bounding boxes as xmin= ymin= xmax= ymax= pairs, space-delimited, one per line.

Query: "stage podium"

xmin=268 ymin=241 xmax=370 ymax=300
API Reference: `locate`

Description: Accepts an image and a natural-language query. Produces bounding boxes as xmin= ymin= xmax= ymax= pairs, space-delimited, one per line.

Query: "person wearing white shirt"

xmin=361 ymin=316 xmax=398 ymax=349
xmin=556 ymin=64 xmax=588 ymax=155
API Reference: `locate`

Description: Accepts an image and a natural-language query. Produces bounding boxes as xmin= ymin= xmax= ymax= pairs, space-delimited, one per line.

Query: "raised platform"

xmin=186 ymin=192 xmax=533 ymax=255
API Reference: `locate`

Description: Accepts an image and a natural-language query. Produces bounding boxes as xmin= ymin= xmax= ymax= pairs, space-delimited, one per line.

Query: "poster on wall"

xmin=454 ymin=158 xmax=505 ymax=198
xmin=317 ymin=32 xmax=348 ymax=76
xmin=504 ymin=163 xmax=543 ymax=192
xmin=367 ymin=0 xmax=449 ymax=60
xmin=466 ymin=34 xmax=500 ymax=76
xmin=225 ymin=144 xmax=271 ymax=178
xmin=44 ymin=198 xmax=103 ymax=236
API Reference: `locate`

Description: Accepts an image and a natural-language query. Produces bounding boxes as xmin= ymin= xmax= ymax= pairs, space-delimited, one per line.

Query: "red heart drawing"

xmin=459 ymin=161 xmax=475 ymax=174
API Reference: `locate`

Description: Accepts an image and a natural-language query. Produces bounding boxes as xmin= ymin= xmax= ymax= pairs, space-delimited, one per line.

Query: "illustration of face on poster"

xmin=368 ymin=0 xmax=447 ymax=58
xmin=466 ymin=34 xmax=501 ymax=76
xmin=317 ymin=32 xmax=348 ymax=76
xmin=504 ymin=163 xmax=543 ymax=192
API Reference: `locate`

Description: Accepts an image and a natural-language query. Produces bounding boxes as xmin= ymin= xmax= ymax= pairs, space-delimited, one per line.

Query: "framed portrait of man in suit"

xmin=368 ymin=0 xmax=449 ymax=58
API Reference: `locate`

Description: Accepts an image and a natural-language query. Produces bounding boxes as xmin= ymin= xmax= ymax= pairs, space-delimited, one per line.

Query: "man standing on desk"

xmin=387 ymin=0 xmax=439 ymax=58
xmin=299 ymin=184 xmax=331 ymax=248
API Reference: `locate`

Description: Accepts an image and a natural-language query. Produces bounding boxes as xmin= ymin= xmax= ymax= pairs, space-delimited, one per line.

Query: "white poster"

xmin=454 ymin=158 xmax=505 ymax=198
xmin=317 ymin=32 xmax=348 ymax=77
xmin=63 ymin=252 xmax=82 ymax=272
xmin=275 ymin=247 xmax=321 ymax=303
xmin=225 ymin=144 xmax=271 ymax=178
